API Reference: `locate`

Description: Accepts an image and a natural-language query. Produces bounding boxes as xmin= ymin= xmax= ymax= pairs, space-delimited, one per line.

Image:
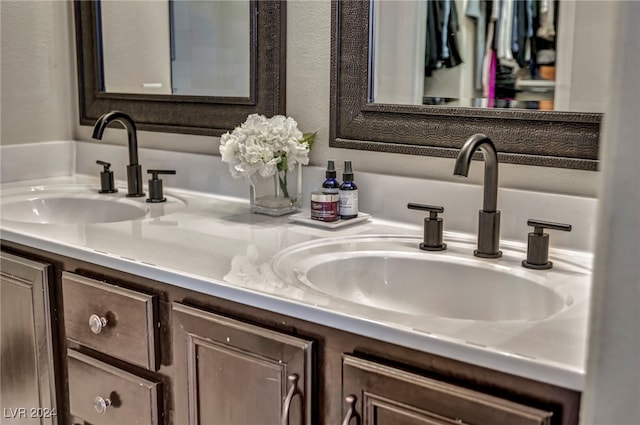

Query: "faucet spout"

xmin=92 ymin=111 xmax=145 ymax=197
xmin=454 ymin=134 xmax=498 ymax=212
xmin=92 ymin=111 xmax=139 ymax=166
xmin=454 ymin=134 xmax=502 ymax=258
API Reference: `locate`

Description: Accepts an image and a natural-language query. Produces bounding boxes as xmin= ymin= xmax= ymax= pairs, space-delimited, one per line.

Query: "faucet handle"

xmin=147 ymin=169 xmax=176 ymax=178
xmin=96 ymin=160 xmax=117 ymax=194
xmin=146 ymin=169 xmax=176 ymax=203
xmin=407 ymin=203 xmax=444 ymax=218
xmin=407 ymin=203 xmax=446 ymax=251
xmin=522 ymin=219 xmax=572 ymax=269
xmin=96 ymin=160 xmax=112 ymax=170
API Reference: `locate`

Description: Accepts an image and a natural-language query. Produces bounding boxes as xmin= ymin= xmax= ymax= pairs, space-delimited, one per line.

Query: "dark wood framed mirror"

xmin=74 ymin=0 xmax=285 ymax=136
xmin=330 ymin=0 xmax=601 ymax=170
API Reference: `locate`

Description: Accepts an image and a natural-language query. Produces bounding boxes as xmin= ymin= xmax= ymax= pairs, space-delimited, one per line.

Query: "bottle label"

xmin=311 ymin=200 xmax=339 ymax=221
xmin=339 ymin=190 xmax=358 ymax=216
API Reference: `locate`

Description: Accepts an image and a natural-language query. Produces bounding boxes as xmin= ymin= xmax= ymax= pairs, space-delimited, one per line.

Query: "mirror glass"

xmin=75 ymin=1 xmax=285 ymax=136
xmin=330 ymin=0 xmax=602 ymax=171
xmin=371 ymin=0 xmax=609 ymax=113
xmin=99 ymin=0 xmax=250 ymax=97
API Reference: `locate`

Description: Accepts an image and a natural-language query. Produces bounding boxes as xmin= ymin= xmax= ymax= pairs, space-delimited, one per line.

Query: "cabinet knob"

xmin=88 ymin=314 xmax=108 ymax=334
xmin=281 ymin=374 xmax=301 ymax=425
xmin=93 ymin=396 xmax=112 ymax=414
xmin=342 ymin=395 xmax=360 ymax=425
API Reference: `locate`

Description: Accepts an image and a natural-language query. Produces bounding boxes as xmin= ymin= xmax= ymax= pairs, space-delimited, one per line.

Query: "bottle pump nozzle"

xmin=343 ymin=160 xmax=354 ymax=181
xmin=326 ymin=160 xmax=337 ymax=178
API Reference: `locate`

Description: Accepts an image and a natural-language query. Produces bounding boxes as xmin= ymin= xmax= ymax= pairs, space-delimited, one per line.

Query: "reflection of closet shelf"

xmin=516 ymin=79 xmax=556 ymax=92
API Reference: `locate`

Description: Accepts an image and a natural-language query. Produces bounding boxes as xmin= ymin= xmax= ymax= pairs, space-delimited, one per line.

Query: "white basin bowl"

xmin=2 ymin=195 xmax=147 ymax=224
xmin=272 ymin=235 xmax=585 ymax=322
xmin=1 ymin=185 xmax=186 ymax=224
xmin=293 ymin=252 xmax=563 ymax=321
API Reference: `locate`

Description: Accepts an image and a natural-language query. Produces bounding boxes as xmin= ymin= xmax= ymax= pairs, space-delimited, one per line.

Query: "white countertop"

xmin=0 ymin=174 xmax=592 ymax=391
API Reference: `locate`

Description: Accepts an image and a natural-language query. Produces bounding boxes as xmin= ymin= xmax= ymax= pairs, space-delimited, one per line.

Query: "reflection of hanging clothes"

xmin=537 ymin=0 xmax=556 ymax=41
xmin=513 ymin=0 xmax=532 ymax=68
xmin=425 ymin=0 xmax=462 ymax=76
xmin=465 ymin=0 xmax=486 ymax=91
xmin=497 ymin=0 xmax=517 ymax=68
xmin=479 ymin=0 xmax=559 ymax=108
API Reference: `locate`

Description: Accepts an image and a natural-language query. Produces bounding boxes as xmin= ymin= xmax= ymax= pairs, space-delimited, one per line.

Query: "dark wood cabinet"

xmin=172 ymin=302 xmax=314 ymax=425
xmin=1 ymin=241 xmax=582 ymax=425
xmin=341 ymin=355 xmax=553 ymax=425
xmin=0 ymin=252 xmax=57 ymax=425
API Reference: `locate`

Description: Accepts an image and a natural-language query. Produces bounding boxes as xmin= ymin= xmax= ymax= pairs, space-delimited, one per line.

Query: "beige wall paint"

xmin=0 ymin=1 xmax=75 ymax=145
xmin=3 ymin=0 xmax=599 ymax=196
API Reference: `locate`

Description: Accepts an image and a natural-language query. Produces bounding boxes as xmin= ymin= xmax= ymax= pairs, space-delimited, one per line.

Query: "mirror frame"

xmin=330 ymin=0 xmax=601 ymax=170
xmin=74 ymin=0 xmax=285 ymax=136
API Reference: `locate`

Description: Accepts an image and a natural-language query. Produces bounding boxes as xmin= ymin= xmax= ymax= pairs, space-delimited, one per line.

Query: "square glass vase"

xmin=249 ymin=164 xmax=302 ymax=216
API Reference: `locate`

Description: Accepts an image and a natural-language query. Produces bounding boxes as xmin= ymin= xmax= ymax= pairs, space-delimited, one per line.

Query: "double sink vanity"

xmin=0 ymin=140 xmax=593 ymax=425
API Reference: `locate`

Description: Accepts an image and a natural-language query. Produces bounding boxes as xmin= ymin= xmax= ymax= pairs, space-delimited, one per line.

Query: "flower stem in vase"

xmin=278 ymin=170 xmax=289 ymax=199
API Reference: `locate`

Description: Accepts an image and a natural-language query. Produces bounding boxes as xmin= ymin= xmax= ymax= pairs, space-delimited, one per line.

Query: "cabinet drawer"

xmin=62 ymin=272 xmax=158 ymax=370
xmin=67 ymin=349 xmax=159 ymax=425
xmin=342 ymin=355 xmax=553 ymax=425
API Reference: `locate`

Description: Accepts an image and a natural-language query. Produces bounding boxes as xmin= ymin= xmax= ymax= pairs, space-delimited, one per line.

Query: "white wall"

xmin=0 ymin=0 xmax=75 ymax=145
xmin=580 ymin=2 xmax=640 ymax=423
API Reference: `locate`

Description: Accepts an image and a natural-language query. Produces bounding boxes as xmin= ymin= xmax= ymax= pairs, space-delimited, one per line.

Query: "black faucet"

xmin=92 ymin=111 xmax=145 ymax=197
xmin=453 ymin=134 xmax=502 ymax=258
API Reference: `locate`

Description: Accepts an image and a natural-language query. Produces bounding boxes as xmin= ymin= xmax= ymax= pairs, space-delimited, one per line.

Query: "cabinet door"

xmin=172 ymin=303 xmax=313 ymax=425
xmin=342 ymin=355 xmax=553 ymax=425
xmin=0 ymin=252 xmax=57 ymax=425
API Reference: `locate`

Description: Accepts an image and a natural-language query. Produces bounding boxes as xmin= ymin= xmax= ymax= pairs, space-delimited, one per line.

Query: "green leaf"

xmin=277 ymin=154 xmax=288 ymax=172
xmin=300 ymin=132 xmax=317 ymax=151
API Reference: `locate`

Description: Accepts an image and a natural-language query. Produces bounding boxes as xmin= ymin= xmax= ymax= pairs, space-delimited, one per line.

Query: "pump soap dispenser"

xmin=339 ymin=160 xmax=358 ymax=219
xmin=322 ymin=160 xmax=340 ymax=194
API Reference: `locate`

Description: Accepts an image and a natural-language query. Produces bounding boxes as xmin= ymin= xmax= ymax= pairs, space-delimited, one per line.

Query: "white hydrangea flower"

xmin=219 ymin=114 xmax=311 ymax=179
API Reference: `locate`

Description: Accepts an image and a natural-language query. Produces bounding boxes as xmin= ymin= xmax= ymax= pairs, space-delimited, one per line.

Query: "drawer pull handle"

xmin=281 ymin=374 xmax=301 ymax=425
xmin=342 ymin=395 xmax=360 ymax=425
xmin=89 ymin=314 xmax=108 ymax=334
xmin=94 ymin=396 xmax=112 ymax=414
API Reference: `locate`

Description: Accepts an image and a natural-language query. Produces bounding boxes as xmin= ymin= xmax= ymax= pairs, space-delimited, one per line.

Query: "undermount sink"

xmin=272 ymin=235 xmax=586 ymax=322
xmin=1 ymin=185 xmax=185 ymax=224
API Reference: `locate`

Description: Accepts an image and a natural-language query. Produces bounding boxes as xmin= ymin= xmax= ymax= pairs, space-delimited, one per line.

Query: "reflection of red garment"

xmin=488 ymin=51 xmax=497 ymax=108
xmin=481 ymin=20 xmax=496 ymax=98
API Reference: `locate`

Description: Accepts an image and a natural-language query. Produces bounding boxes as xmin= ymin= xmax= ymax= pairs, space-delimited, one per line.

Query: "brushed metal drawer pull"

xmin=89 ymin=314 xmax=108 ymax=334
xmin=94 ymin=396 xmax=112 ymax=414
xmin=281 ymin=374 xmax=301 ymax=425
xmin=342 ymin=395 xmax=360 ymax=425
